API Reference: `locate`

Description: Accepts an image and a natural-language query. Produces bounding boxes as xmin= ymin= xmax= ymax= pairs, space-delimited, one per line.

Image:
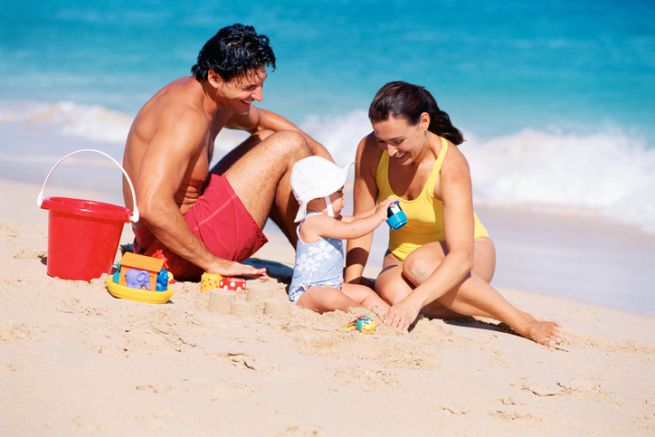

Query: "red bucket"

xmin=37 ymin=149 xmax=139 ymax=281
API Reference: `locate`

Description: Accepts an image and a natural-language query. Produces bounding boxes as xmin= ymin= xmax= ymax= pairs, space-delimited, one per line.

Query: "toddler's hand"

xmin=375 ymin=197 xmax=395 ymax=220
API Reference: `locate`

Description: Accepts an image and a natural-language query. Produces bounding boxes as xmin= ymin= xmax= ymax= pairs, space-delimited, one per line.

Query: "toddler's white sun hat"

xmin=291 ymin=156 xmax=352 ymax=222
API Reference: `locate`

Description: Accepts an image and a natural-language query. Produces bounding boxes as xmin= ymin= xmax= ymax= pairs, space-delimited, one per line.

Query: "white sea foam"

xmin=301 ymin=110 xmax=372 ymax=163
xmin=299 ymin=110 xmax=655 ymax=234
xmin=0 ymin=100 xmax=132 ymax=144
xmin=1 ymin=102 xmax=653 ymax=233
xmin=464 ymin=129 xmax=655 ymax=232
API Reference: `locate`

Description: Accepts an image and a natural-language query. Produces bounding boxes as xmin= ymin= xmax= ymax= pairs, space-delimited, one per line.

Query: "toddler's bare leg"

xmin=296 ymin=286 xmax=359 ymax=313
xmin=341 ymin=283 xmax=390 ymax=312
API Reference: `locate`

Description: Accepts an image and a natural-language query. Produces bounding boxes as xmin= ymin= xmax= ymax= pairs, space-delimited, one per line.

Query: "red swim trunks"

xmin=133 ymin=173 xmax=268 ymax=280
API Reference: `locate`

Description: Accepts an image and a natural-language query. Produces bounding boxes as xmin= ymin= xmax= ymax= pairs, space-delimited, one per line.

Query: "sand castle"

xmin=200 ymin=278 xmax=291 ymax=318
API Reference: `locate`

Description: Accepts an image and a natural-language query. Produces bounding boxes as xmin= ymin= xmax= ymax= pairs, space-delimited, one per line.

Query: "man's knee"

xmin=254 ymin=128 xmax=275 ymax=141
xmin=267 ymin=130 xmax=311 ymax=158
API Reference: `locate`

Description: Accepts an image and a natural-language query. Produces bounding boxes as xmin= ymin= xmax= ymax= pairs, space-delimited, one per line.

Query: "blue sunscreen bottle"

xmin=386 ymin=200 xmax=407 ymax=230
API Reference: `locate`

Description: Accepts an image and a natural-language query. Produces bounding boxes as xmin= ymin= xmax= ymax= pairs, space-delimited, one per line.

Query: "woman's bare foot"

xmin=515 ymin=317 xmax=562 ymax=347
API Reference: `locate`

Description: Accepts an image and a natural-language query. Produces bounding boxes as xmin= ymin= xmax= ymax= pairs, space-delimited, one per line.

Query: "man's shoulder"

xmin=136 ymin=97 xmax=208 ymax=145
xmin=163 ymin=102 xmax=207 ymax=124
xmin=166 ymin=79 xmax=203 ymax=107
xmin=147 ymin=78 xmax=205 ymax=118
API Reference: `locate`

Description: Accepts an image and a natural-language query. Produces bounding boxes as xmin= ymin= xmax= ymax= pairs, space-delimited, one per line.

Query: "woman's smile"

xmin=393 ymin=151 xmax=408 ymax=160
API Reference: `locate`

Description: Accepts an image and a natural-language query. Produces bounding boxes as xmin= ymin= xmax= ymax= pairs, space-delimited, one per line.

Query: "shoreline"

xmin=5 ymin=176 xmax=655 ymax=317
xmin=475 ymin=204 xmax=655 ymax=317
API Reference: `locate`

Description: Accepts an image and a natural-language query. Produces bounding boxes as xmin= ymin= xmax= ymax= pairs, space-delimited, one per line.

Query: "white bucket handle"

xmin=36 ymin=148 xmax=139 ymax=223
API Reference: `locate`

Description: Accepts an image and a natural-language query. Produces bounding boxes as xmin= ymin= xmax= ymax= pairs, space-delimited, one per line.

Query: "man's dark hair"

xmin=191 ymin=24 xmax=276 ymax=82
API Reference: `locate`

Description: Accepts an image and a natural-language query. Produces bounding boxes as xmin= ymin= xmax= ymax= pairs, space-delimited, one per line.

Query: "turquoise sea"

xmin=1 ymin=0 xmax=654 ymax=314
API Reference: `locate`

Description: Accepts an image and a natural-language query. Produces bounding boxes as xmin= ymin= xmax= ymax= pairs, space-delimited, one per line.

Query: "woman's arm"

xmin=415 ymin=149 xmax=475 ymax=301
xmin=344 ymin=134 xmax=382 ymax=284
xmin=386 ymin=144 xmax=476 ymax=329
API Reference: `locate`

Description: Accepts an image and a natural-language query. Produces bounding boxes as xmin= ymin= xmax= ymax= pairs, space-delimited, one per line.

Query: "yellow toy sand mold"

xmin=105 ymin=276 xmax=175 ymax=304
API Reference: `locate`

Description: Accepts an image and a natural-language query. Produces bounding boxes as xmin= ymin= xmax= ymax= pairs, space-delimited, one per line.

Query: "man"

xmin=122 ymin=24 xmax=332 ymax=280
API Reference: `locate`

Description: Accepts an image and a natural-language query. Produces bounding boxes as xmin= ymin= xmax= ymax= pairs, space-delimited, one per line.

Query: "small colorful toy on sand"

xmin=219 ymin=276 xmax=247 ymax=291
xmin=106 ymin=252 xmax=175 ymax=304
xmin=200 ymin=272 xmax=222 ymax=292
xmin=345 ymin=315 xmax=377 ymax=334
xmin=200 ymin=273 xmax=247 ymax=292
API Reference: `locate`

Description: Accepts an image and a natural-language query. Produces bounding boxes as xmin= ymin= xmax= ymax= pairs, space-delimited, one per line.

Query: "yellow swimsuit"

xmin=376 ymin=137 xmax=489 ymax=261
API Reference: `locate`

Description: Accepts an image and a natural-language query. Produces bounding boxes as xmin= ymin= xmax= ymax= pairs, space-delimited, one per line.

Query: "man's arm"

xmin=226 ymin=107 xmax=333 ymax=161
xmin=135 ymin=108 xmax=264 ymax=277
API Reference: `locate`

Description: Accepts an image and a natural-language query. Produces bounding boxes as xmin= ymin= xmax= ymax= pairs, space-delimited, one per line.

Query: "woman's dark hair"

xmin=191 ymin=24 xmax=276 ymax=82
xmin=368 ymin=81 xmax=464 ymax=145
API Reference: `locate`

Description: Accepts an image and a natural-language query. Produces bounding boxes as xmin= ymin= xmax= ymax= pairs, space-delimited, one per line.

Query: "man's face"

xmin=212 ymin=68 xmax=267 ymax=114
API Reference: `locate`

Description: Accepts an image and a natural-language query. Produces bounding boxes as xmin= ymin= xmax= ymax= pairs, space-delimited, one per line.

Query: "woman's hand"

xmin=384 ymin=295 xmax=423 ymax=331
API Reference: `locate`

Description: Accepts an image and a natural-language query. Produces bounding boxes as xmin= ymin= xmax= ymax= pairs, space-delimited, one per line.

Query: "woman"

xmin=345 ymin=81 xmax=560 ymax=347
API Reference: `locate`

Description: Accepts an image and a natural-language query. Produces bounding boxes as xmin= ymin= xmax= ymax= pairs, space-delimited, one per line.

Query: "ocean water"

xmin=1 ymin=0 xmax=654 ymax=231
xmin=1 ymin=1 xmax=654 ymax=313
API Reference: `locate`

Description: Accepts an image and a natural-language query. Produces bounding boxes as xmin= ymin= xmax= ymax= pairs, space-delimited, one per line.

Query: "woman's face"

xmin=371 ymin=113 xmax=430 ymax=165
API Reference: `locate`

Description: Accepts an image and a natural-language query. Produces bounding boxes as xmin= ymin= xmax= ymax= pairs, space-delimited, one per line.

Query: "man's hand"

xmin=206 ymin=259 xmax=268 ymax=279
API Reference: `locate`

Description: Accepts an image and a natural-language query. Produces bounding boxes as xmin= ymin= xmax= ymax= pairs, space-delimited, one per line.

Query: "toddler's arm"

xmin=304 ymin=198 xmax=394 ymax=240
xmin=341 ymin=206 xmax=378 ymax=223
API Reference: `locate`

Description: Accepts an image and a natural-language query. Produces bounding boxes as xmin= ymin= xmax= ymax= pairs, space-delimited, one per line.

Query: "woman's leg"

xmin=374 ymin=253 xmax=413 ymax=304
xmin=375 ymin=251 xmax=469 ymax=319
xmin=402 ymin=239 xmax=560 ymax=346
xmin=417 ymin=239 xmax=499 ymax=318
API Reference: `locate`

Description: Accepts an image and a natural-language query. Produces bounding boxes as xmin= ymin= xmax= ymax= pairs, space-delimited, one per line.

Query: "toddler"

xmin=288 ymin=156 xmax=392 ymax=313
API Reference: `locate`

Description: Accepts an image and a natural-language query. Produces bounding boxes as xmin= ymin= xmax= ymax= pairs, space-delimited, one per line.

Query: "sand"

xmin=1 ymin=178 xmax=654 ymax=436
